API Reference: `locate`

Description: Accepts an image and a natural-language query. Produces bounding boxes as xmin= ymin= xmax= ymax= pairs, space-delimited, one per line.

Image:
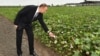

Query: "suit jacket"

xmin=14 ymin=5 xmax=49 ymax=32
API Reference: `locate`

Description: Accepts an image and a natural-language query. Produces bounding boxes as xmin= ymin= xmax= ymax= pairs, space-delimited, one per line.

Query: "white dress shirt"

xmin=33 ymin=7 xmax=39 ymax=18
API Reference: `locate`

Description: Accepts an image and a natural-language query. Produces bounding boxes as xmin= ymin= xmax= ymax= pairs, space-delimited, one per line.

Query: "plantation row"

xmin=0 ymin=6 xmax=100 ymax=56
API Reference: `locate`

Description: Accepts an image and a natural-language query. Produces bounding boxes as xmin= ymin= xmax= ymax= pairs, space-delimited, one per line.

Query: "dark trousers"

xmin=16 ymin=24 xmax=34 ymax=55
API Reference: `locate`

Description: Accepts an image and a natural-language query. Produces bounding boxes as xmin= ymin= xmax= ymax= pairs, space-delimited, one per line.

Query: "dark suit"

xmin=14 ymin=5 xmax=49 ymax=55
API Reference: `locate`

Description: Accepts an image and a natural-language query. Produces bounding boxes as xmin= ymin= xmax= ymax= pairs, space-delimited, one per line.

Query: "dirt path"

xmin=0 ymin=16 xmax=59 ymax=56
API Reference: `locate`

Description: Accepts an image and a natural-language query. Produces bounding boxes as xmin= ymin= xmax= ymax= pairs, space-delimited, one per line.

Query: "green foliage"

xmin=0 ymin=6 xmax=100 ymax=56
xmin=0 ymin=7 xmax=22 ymax=22
xmin=34 ymin=6 xmax=100 ymax=56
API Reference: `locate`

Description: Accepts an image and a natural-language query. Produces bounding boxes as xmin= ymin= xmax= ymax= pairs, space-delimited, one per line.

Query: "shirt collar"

xmin=36 ymin=7 xmax=39 ymax=13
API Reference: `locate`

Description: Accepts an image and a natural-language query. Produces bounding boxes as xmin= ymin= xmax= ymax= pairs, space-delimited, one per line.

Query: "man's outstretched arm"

xmin=38 ymin=14 xmax=49 ymax=32
xmin=38 ymin=13 xmax=56 ymax=38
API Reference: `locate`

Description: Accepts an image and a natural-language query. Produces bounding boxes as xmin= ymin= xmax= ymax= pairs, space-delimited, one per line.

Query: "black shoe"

xmin=18 ymin=54 xmax=22 ymax=56
xmin=33 ymin=52 xmax=38 ymax=56
xmin=30 ymin=55 xmax=33 ymax=56
xmin=30 ymin=51 xmax=38 ymax=56
xmin=30 ymin=54 xmax=38 ymax=56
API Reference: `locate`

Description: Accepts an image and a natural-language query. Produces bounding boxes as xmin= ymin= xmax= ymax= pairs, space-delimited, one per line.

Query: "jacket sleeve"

xmin=38 ymin=13 xmax=49 ymax=32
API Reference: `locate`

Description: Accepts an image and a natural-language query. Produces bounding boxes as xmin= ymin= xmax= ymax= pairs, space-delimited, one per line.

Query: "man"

xmin=14 ymin=3 xmax=55 ymax=56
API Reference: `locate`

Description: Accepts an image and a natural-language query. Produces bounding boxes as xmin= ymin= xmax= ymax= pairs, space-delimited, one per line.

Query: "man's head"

xmin=38 ymin=3 xmax=48 ymax=13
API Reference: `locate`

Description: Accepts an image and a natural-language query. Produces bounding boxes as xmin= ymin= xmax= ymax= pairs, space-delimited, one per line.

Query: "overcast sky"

xmin=0 ymin=0 xmax=100 ymax=6
xmin=0 ymin=0 xmax=84 ymax=6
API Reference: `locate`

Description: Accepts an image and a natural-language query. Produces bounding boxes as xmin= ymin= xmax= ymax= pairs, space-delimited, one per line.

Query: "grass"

xmin=0 ymin=7 xmax=22 ymax=22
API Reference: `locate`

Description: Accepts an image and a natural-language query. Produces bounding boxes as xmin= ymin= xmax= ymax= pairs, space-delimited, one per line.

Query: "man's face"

xmin=41 ymin=7 xmax=48 ymax=13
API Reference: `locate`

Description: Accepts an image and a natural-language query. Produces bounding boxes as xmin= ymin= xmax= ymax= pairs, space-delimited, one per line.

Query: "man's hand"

xmin=14 ymin=25 xmax=18 ymax=28
xmin=48 ymin=31 xmax=56 ymax=38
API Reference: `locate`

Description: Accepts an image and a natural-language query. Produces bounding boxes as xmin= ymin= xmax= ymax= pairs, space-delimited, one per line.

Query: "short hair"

xmin=39 ymin=3 xmax=48 ymax=7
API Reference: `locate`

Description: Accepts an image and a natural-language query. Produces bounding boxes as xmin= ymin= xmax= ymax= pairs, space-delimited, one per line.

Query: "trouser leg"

xmin=25 ymin=25 xmax=34 ymax=55
xmin=16 ymin=26 xmax=23 ymax=55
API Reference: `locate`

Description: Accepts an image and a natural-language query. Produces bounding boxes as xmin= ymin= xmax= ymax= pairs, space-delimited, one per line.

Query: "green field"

xmin=0 ymin=6 xmax=100 ymax=56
